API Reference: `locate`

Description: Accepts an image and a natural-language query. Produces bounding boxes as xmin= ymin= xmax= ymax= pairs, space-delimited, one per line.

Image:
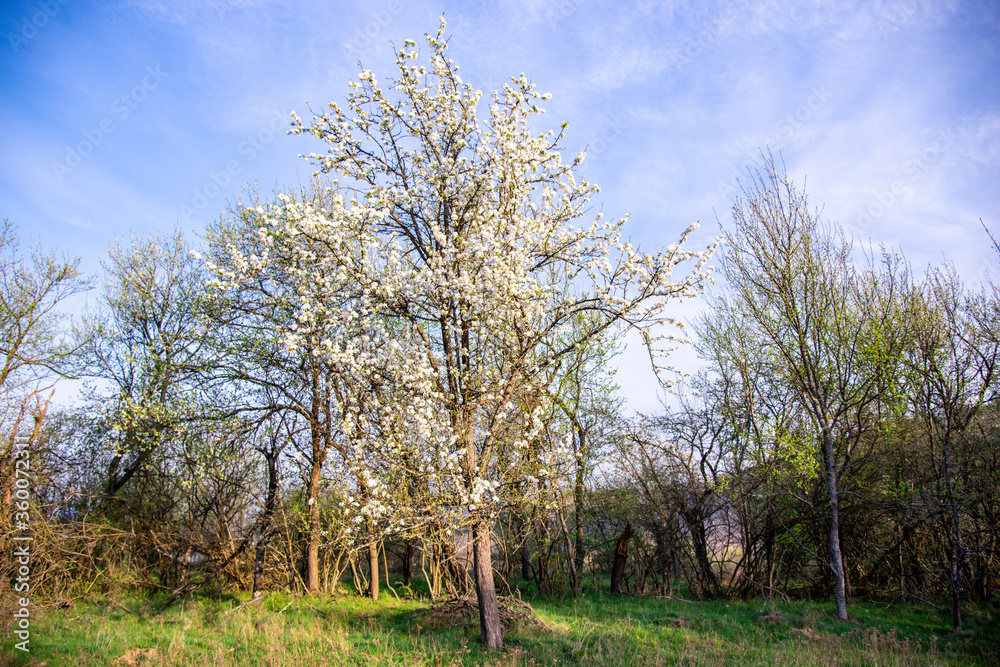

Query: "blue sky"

xmin=2 ymin=0 xmax=998 ymax=411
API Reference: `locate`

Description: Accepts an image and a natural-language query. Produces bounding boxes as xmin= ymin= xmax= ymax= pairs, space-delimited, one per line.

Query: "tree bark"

xmin=949 ymin=537 xmax=963 ymax=632
xmin=822 ymin=431 xmax=849 ymax=620
xmin=689 ymin=514 xmax=721 ymax=598
xmin=574 ymin=427 xmax=586 ymax=579
xmin=252 ymin=535 xmax=267 ymax=598
xmin=402 ymin=541 xmax=414 ymax=587
xmin=610 ymin=523 xmax=632 ymax=595
xmin=368 ymin=535 xmax=380 ymax=601
xmin=306 ymin=451 xmax=322 ymax=592
xmin=253 ymin=444 xmax=280 ymax=598
xmin=556 ymin=501 xmax=580 ymax=597
xmin=942 ymin=430 xmax=965 ymax=632
xmin=517 ymin=513 xmax=533 ymax=584
xmin=534 ymin=506 xmax=551 ymax=594
xmin=306 ymin=378 xmax=324 ymax=592
xmin=472 ymin=521 xmax=503 ymax=649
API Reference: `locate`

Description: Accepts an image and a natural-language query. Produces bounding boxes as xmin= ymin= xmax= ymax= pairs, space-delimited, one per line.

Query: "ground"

xmin=2 ymin=587 xmax=997 ymax=666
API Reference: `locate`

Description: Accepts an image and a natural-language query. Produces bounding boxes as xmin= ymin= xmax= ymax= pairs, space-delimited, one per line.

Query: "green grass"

xmin=2 ymin=588 xmax=997 ymax=666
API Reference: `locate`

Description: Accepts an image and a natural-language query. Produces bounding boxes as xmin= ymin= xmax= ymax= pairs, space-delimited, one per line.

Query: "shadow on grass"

xmin=2 ymin=589 xmax=996 ymax=666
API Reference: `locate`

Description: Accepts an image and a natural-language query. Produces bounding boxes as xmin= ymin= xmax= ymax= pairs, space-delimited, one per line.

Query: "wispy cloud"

xmin=0 ymin=0 xmax=997 ymax=411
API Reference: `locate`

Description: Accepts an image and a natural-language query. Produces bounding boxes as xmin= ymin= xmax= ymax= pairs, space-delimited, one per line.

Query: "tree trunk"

xmin=306 ymin=452 xmax=322 ymax=592
xmin=253 ymin=445 xmax=280 ymax=598
xmin=439 ymin=538 xmax=467 ymax=595
xmin=763 ymin=511 xmax=775 ymax=600
xmin=822 ymin=431 xmax=849 ymax=620
xmin=518 ymin=514 xmax=533 ymax=584
xmin=690 ymin=516 xmax=721 ymax=598
xmin=574 ymin=427 xmax=586 ymax=579
xmin=402 ymin=541 xmax=414 ymax=587
xmin=950 ymin=538 xmax=963 ymax=632
xmin=556 ymin=501 xmax=580 ymax=597
xmin=534 ymin=507 xmax=551 ymax=594
xmin=306 ymin=369 xmax=326 ymax=593
xmin=610 ymin=523 xmax=632 ymax=595
xmin=252 ymin=537 xmax=267 ymax=598
xmin=368 ymin=535 xmax=380 ymax=601
xmin=472 ymin=521 xmax=503 ymax=649
xmin=941 ymin=430 xmax=965 ymax=632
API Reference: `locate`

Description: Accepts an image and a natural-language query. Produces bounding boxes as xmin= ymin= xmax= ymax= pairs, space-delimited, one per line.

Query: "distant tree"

xmin=710 ymin=152 xmax=913 ymax=620
xmin=620 ymin=397 xmax=731 ymax=599
xmin=906 ymin=265 xmax=1000 ymax=631
xmin=85 ymin=229 xmax=211 ymax=503
xmin=693 ymin=301 xmax=807 ymax=601
xmin=0 ymin=218 xmax=89 ymax=592
xmin=0 ymin=219 xmax=89 ymax=396
xmin=547 ymin=316 xmax=623 ymax=596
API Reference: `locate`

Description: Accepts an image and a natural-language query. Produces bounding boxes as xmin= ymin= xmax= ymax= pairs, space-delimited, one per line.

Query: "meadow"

xmin=3 ymin=585 xmax=997 ymax=666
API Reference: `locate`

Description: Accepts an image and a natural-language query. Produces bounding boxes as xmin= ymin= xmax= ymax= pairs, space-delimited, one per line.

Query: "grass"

xmin=2 ymin=585 xmax=997 ymax=666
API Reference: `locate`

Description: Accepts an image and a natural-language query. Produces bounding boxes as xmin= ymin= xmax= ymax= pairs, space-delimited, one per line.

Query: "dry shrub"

xmin=112 ymin=648 xmax=160 ymax=666
xmin=858 ymin=627 xmax=913 ymax=653
xmin=0 ymin=592 xmax=16 ymax=636
xmin=415 ymin=596 xmax=544 ymax=632
xmin=757 ymin=611 xmax=784 ymax=626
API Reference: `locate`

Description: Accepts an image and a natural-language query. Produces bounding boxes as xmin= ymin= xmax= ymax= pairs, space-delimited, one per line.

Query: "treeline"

xmin=615 ymin=160 xmax=1000 ymax=634
xmin=4 ymin=160 xmax=997 ymax=637
xmin=2 ymin=24 xmax=998 ymax=649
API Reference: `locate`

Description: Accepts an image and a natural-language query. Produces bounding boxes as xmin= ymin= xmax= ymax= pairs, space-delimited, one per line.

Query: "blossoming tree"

xmin=222 ymin=19 xmax=715 ymax=648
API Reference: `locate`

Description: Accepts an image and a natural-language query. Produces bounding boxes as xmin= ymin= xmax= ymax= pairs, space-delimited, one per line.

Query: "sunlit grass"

xmin=2 ymin=587 xmax=996 ymax=666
